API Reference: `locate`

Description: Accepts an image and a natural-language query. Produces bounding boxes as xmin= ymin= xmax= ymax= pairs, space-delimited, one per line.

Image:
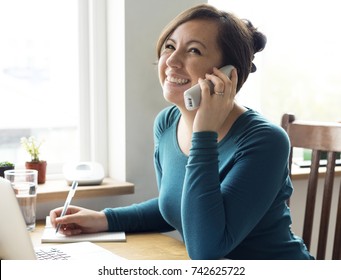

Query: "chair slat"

xmin=302 ymin=150 xmax=320 ymax=250
xmin=316 ymin=152 xmax=336 ymax=259
xmin=332 ymin=180 xmax=341 ymax=259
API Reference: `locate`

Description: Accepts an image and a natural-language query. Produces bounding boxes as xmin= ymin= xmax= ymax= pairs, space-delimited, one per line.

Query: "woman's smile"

xmin=166 ymin=75 xmax=190 ymax=86
xmin=158 ymin=19 xmax=223 ymax=107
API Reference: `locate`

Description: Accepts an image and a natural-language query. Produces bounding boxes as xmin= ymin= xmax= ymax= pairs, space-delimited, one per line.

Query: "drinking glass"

xmin=5 ymin=169 xmax=37 ymax=231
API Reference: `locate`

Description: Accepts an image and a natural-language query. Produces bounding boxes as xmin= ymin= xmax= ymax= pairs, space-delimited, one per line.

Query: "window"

xmin=0 ymin=0 xmax=79 ymax=173
xmin=210 ymin=0 xmax=341 ymax=124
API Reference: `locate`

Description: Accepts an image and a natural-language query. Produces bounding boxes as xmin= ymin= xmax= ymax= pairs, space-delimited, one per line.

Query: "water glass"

xmin=5 ymin=169 xmax=37 ymax=231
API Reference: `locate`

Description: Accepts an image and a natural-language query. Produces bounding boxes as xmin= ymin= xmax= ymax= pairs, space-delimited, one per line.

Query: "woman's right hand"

xmin=193 ymin=67 xmax=238 ymax=133
xmin=49 ymin=205 xmax=109 ymax=236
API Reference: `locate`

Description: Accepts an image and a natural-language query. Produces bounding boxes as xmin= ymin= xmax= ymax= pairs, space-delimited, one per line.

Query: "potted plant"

xmin=21 ymin=136 xmax=47 ymax=184
xmin=0 ymin=161 xmax=15 ymax=178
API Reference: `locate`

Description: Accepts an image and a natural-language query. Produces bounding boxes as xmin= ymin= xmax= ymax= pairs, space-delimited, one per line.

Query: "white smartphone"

xmin=183 ymin=65 xmax=234 ymax=111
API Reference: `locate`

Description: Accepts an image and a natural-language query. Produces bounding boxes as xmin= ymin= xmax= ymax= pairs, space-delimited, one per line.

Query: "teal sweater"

xmin=104 ymin=106 xmax=314 ymax=260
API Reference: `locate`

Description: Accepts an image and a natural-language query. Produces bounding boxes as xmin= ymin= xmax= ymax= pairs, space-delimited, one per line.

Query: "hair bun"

xmin=243 ymin=19 xmax=267 ymax=54
xmin=253 ymin=30 xmax=267 ymax=53
xmin=242 ymin=19 xmax=267 ymax=73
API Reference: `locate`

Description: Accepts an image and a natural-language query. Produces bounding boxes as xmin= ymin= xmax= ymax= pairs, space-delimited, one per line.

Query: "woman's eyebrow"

xmin=187 ymin=40 xmax=207 ymax=49
xmin=166 ymin=37 xmax=208 ymax=49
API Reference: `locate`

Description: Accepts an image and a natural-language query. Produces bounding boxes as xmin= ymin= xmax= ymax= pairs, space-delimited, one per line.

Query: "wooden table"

xmin=30 ymin=221 xmax=189 ymax=260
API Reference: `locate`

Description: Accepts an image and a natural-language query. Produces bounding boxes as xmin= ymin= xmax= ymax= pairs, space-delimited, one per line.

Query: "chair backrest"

xmin=281 ymin=113 xmax=341 ymax=260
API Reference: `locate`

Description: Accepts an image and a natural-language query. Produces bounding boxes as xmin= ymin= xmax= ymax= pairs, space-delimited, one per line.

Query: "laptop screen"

xmin=0 ymin=177 xmax=37 ymax=260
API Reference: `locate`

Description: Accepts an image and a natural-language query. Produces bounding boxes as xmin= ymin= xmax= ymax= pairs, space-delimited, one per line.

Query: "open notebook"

xmin=42 ymin=216 xmax=125 ymax=243
xmin=0 ymin=177 xmax=124 ymax=260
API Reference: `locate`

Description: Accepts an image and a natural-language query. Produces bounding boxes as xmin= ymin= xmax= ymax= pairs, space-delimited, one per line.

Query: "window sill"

xmin=37 ymin=178 xmax=134 ymax=203
xmin=291 ymin=165 xmax=341 ymax=180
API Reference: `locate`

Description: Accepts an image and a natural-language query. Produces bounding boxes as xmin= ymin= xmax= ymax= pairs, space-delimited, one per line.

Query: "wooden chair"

xmin=281 ymin=113 xmax=341 ymax=260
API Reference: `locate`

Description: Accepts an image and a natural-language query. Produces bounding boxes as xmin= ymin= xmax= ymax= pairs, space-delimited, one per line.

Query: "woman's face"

xmin=158 ymin=19 xmax=223 ymax=107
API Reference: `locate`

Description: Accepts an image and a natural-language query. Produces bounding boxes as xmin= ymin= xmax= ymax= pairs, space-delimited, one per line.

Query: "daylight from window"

xmin=210 ymin=0 xmax=341 ymax=123
xmin=1 ymin=0 xmax=340 ymax=171
xmin=0 ymin=0 xmax=79 ymax=170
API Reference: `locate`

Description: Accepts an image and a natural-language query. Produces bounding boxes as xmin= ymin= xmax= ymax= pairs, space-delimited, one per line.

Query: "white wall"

xmin=106 ymin=0 xmax=205 ymax=207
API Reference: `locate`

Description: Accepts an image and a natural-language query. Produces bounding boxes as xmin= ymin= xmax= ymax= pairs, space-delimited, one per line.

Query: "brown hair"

xmin=156 ymin=4 xmax=267 ymax=92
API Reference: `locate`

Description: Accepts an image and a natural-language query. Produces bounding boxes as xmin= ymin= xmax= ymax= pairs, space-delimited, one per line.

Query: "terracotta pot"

xmin=25 ymin=161 xmax=47 ymax=184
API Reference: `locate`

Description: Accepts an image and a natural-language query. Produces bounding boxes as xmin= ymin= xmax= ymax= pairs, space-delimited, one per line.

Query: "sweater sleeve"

xmin=103 ymin=198 xmax=174 ymax=233
xmin=182 ymin=128 xmax=290 ymax=259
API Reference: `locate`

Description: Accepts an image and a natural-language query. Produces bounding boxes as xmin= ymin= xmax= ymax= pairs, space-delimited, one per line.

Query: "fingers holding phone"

xmin=192 ymin=66 xmax=238 ymax=133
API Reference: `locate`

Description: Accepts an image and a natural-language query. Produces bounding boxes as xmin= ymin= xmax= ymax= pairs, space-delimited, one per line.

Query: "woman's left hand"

xmin=193 ymin=67 xmax=238 ymax=133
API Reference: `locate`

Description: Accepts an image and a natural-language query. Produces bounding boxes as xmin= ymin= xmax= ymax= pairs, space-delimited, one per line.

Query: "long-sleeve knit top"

xmin=104 ymin=106 xmax=314 ymax=260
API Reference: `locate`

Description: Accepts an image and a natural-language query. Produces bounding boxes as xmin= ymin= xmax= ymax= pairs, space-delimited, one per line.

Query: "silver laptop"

xmin=0 ymin=177 xmax=124 ymax=260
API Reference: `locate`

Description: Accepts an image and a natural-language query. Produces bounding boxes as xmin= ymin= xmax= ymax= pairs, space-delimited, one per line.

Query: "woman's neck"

xmin=176 ymin=102 xmax=247 ymax=155
xmin=179 ymin=102 xmax=246 ymax=141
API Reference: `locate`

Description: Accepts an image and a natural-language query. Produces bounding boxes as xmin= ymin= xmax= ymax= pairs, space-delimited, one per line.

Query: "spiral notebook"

xmin=41 ymin=216 xmax=126 ymax=243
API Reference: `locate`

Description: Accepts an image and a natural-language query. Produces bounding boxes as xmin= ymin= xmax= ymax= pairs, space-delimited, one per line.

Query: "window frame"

xmin=78 ymin=0 xmax=108 ymax=175
xmin=0 ymin=0 xmax=109 ymax=178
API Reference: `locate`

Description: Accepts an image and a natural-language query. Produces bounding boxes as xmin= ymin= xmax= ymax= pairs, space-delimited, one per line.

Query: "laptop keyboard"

xmin=35 ymin=247 xmax=71 ymax=260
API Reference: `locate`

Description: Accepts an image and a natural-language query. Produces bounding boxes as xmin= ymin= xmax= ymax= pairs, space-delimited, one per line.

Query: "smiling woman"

xmin=47 ymin=3 xmax=314 ymax=260
xmin=158 ymin=19 xmax=223 ymax=107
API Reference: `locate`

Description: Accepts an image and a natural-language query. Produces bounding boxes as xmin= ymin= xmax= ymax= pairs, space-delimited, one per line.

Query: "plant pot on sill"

xmin=25 ymin=161 xmax=47 ymax=184
xmin=0 ymin=165 xmax=15 ymax=178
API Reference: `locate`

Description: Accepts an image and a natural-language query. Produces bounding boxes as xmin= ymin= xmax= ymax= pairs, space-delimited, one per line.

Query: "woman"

xmin=50 ymin=4 xmax=314 ymax=260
